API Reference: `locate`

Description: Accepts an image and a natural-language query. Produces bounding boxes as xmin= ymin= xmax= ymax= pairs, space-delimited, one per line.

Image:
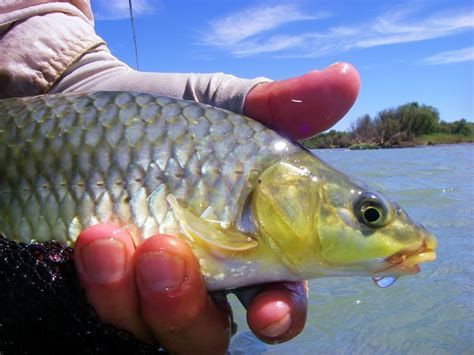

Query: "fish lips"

xmin=373 ymin=242 xmax=437 ymax=277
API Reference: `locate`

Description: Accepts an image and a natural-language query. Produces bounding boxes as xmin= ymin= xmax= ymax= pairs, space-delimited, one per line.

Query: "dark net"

xmin=0 ymin=235 xmax=167 ymax=354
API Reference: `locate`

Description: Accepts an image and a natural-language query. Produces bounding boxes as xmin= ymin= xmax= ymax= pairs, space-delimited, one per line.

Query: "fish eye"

xmin=362 ymin=205 xmax=383 ymax=224
xmin=354 ymin=193 xmax=388 ymax=228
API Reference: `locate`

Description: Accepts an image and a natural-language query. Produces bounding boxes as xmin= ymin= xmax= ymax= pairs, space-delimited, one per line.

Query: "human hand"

xmin=75 ymin=224 xmax=308 ymax=353
xmin=244 ymin=62 xmax=360 ymax=140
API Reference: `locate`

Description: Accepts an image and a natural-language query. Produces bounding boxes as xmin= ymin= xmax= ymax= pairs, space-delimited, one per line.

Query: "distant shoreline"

xmin=303 ymin=132 xmax=474 ymax=150
xmin=302 ymin=102 xmax=473 ymax=150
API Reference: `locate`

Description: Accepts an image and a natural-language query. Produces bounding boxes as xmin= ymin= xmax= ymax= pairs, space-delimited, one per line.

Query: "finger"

xmin=134 ymin=234 xmax=231 ymax=354
xmin=74 ymin=223 xmax=152 ymax=342
xmin=246 ymin=281 xmax=308 ymax=344
xmin=244 ymin=62 xmax=360 ymax=140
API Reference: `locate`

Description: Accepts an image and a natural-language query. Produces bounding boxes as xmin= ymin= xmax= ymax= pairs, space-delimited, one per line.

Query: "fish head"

xmin=252 ymin=151 xmax=437 ymax=281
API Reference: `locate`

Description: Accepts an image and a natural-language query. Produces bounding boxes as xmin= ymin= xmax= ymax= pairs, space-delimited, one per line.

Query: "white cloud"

xmin=355 ymin=12 xmax=473 ymax=48
xmin=201 ymin=4 xmax=474 ymax=58
xmin=92 ymin=0 xmax=157 ymax=20
xmin=231 ymin=35 xmax=307 ymax=56
xmin=421 ymin=47 xmax=474 ymax=65
xmin=201 ymin=4 xmax=329 ymax=51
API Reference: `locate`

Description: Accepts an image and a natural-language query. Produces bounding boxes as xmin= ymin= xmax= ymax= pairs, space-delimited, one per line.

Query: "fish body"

xmin=0 ymin=92 xmax=436 ymax=290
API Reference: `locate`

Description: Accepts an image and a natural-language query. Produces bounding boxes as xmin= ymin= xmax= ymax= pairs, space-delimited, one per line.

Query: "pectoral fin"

xmin=167 ymin=195 xmax=257 ymax=252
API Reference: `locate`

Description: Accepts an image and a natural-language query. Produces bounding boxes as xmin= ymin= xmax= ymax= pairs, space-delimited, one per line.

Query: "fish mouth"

xmin=374 ymin=240 xmax=437 ymax=277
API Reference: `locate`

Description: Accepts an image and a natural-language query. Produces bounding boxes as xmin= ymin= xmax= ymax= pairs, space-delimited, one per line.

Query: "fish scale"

xmin=0 ymin=91 xmax=297 ymax=245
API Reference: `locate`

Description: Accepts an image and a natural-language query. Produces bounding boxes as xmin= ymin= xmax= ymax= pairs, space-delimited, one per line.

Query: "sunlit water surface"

xmin=229 ymin=144 xmax=474 ymax=354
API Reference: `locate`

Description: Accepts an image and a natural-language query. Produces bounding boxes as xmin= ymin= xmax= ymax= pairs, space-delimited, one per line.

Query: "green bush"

xmin=348 ymin=143 xmax=380 ymax=150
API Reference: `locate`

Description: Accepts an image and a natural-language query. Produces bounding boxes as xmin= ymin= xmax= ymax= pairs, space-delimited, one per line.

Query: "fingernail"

xmin=137 ymin=252 xmax=186 ymax=292
xmin=80 ymin=238 xmax=127 ymax=284
xmin=260 ymin=313 xmax=292 ymax=338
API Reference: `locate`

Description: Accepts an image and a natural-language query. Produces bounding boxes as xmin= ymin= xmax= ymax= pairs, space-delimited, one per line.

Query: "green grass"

xmin=415 ymin=132 xmax=474 ymax=145
xmin=303 ymin=132 xmax=474 ymax=149
xmin=348 ymin=143 xmax=381 ymax=150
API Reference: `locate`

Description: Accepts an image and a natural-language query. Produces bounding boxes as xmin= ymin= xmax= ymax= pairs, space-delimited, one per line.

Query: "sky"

xmin=90 ymin=0 xmax=473 ymax=131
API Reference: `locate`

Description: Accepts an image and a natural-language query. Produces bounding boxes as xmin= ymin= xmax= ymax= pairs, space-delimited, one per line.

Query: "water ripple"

xmin=229 ymin=145 xmax=474 ymax=354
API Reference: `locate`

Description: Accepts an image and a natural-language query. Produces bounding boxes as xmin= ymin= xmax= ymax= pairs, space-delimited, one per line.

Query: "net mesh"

xmin=0 ymin=235 xmax=166 ymax=354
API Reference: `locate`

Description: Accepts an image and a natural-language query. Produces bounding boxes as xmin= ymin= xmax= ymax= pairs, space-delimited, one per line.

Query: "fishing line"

xmin=128 ymin=0 xmax=140 ymax=70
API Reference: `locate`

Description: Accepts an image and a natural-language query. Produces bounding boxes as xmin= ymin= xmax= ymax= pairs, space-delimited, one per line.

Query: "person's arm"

xmin=51 ymin=45 xmax=359 ymax=141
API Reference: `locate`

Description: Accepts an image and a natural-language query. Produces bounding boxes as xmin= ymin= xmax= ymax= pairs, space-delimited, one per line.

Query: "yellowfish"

xmin=0 ymin=92 xmax=437 ymax=290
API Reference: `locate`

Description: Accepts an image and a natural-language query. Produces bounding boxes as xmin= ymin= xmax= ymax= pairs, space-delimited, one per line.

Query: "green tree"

xmin=450 ymin=119 xmax=472 ymax=136
xmin=396 ymin=102 xmax=440 ymax=136
xmin=375 ymin=109 xmax=401 ymax=144
xmin=351 ymin=114 xmax=376 ymax=143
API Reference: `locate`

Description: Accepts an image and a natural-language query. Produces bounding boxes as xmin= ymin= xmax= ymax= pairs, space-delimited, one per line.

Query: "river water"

xmin=229 ymin=144 xmax=474 ymax=354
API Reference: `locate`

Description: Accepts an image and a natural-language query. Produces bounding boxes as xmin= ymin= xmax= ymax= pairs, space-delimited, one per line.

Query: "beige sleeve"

xmin=0 ymin=11 xmax=103 ymax=98
xmin=50 ymin=45 xmax=271 ymax=114
xmin=1 ymin=1 xmax=270 ymax=110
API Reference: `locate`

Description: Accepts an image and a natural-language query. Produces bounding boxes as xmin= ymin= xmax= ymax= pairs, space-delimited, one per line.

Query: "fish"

xmin=0 ymin=91 xmax=437 ymax=291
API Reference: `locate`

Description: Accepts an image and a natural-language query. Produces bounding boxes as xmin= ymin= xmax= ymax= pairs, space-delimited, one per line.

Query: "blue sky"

xmin=91 ymin=0 xmax=473 ymax=131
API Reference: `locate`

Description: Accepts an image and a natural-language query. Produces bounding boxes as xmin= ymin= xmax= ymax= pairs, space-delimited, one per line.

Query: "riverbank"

xmin=302 ymin=102 xmax=473 ymax=150
xmin=303 ymin=132 xmax=474 ymax=150
xmin=414 ymin=132 xmax=474 ymax=145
